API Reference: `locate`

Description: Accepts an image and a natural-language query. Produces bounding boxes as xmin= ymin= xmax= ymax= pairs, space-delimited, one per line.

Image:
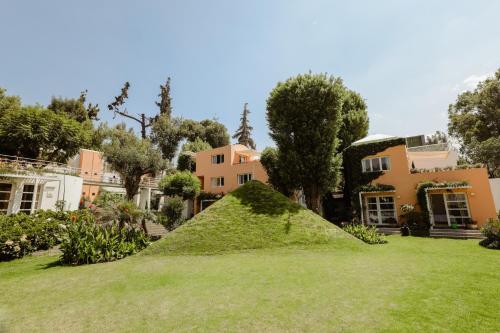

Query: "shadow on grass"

xmin=39 ymin=259 xmax=63 ymax=270
xmin=230 ymin=181 xmax=301 ymax=216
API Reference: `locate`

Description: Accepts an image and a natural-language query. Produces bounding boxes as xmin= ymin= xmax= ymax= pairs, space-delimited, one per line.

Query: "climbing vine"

xmin=342 ymin=137 xmax=406 ymax=214
xmin=415 ymin=180 xmax=469 ymax=213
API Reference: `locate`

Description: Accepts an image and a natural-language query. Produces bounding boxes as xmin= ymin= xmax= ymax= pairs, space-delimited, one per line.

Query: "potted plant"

xmin=465 ymin=220 xmax=478 ymax=230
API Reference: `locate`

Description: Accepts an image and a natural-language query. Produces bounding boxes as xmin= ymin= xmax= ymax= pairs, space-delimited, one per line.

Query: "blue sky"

xmin=1 ymin=0 xmax=499 ymax=148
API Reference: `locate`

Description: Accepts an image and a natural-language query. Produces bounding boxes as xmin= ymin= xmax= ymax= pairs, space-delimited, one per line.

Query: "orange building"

xmin=352 ymin=135 xmax=496 ymax=228
xmin=195 ymin=144 xmax=268 ymax=194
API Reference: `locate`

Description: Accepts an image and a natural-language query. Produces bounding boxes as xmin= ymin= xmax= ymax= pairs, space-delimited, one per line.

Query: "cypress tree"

xmin=232 ymin=103 xmax=256 ymax=149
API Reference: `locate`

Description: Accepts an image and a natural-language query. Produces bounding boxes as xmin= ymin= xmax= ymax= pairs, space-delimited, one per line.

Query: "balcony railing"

xmin=0 ymin=154 xmax=162 ymax=188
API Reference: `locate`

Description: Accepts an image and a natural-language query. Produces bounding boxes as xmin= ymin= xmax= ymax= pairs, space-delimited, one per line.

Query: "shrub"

xmin=343 ymin=223 xmax=387 ymax=244
xmin=159 ymin=171 xmax=201 ymax=200
xmin=0 ymin=210 xmax=86 ymax=261
xmin=160 ymin=197 xmax=186 ymax=231
xmin=92 ymin=190 xmax=125 ymax=208
xmin=60 ymin=218 xmax=149 ymax=265
xmin=479 ymin=219 xmax=499 ymax=250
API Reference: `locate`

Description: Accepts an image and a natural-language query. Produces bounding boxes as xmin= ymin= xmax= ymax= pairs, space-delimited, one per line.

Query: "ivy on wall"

xmin=415 ymin=180 xmax=469 ymax=214
xmin=342 ymin=137 xmax=406 ymax=215
xmin=351 ymin=183 xmax=395 ymax=214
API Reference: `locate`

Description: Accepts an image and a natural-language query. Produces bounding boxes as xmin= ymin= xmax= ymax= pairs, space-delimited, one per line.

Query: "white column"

xmin=147 ymin=188 xmax=151 ymax=210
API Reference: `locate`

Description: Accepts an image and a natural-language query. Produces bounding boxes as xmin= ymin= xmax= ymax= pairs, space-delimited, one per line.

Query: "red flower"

xmin=70 ymin=215 xmax=77 ymax=223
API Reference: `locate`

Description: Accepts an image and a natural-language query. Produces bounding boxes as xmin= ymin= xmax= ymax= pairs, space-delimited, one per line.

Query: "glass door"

xmin=366 ymin=196 xmax=397 ymax=225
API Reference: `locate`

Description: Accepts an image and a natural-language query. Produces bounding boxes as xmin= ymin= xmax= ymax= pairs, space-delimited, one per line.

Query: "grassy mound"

xmin=144 ymin=181 xmax=360 ymax=255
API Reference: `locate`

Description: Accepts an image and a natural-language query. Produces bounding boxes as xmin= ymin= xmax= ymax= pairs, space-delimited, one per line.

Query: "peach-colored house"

xmin=353 ymin=135 xmax=497 ymax=228
xmin=195 ymin=144 xmax=268 ymax=195
xmin=69 ymin=149 xmax=161 ymax=209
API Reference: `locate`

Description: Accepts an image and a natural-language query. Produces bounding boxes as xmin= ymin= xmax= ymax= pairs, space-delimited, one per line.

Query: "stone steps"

xmin=377 ymin=227 xmax=401 ymax=235
xmin=376 ymin=227 xmax=485 ymax=239
xmin=430 ymin=229 xmax=484 ymax=239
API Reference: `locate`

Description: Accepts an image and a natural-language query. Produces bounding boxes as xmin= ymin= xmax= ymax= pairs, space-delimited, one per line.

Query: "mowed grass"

xmin=144 ymin=181 xmax=358 ymax=255
xmin=1 ymin=237 xmax=499 ymax=333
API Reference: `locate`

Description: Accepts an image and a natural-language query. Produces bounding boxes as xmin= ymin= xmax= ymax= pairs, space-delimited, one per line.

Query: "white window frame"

xmin=211 ymin=177 xmax=225 ymax=188
xmin=361 ymin=157 xmax=390 ymax=173
xmin=237 ymin=173 xmax=253 ymax=185
xmin=239 ymin=155 xmax=248 ymax=164
xmin=443 ymin=193 xmax=471 ymax=226
xmin=0 ymin=183 xmax=13 ymax=214
xmin=365 ymin=195 xmax=397 ymax=225
xmin=211 ymin=154 xmax=225 ymax=164
xmin=19 ymin=184 xmax=42 ymax=214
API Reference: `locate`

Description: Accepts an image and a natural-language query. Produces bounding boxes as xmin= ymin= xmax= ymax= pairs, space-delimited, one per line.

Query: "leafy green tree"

xmin=159 ymin=170 xmax=201 ymax=200
xmin=182 ymin=137 xmax=212 ymax=152
xmin=426 ymin=130 xmax=448 ymax=145
xmin=48 ymin=90 xmax=99 ymax=123
xmin=232 ymin=103 xmax=256 ymax=149
xmin=102 ymin=124 xmax=168 ymax=200
xmin=448 ymin=69 xmax=500 ymax=176
xmin=200 ymin=119 xmax=230 ymax=148
xmin=150 ymin=114 xmax=184 ymax=161
xmin=338 ymin=90 xmax=369 ymax=152
xmin=266 ymin=73 xmax=344 ymax=213
xmin=0 ymin=88 xmax=21 ymax=116
xmin=260 ymin=147 xmax=294 ymax=197
xmin=177 ymin=138 xmax=212 ymax=172
xmin=180 ymin=119 xmax=230 ymax=148
xmin=0 ymin=105 xmax=90 ymax=162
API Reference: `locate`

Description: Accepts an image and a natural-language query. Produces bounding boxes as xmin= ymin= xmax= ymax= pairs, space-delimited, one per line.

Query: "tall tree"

xmin=266 ymin=73 xmax=344 ymax=213
xmin=0 ymin=88 xmax=21 ymax=116
xmin=0 ymin=105 xmax=90 ymax=162
xmin=177 ymin=138 xmax=212 ymax=171
xmin=337 ymin=90 xmax=369 ymax=152
xmin=102 ymin=124 xmax=167 ymax=200
xmin=260 ymin=147 xmax=294 ymax=197
xmin=426 ymin=130 xmax=448 ymax=145
xmin=107 ymin=82 xmax=153 ymax=139
xmin=232 ymin=103 xmax=256 ymax=149
xmin=150 ymin=114 xmax=183 ymax=161
xmin=448 ymin=69 xmax=500 ymax=177
xmin=156 ymin=77 xmax=172 ymax=118
xmin=48 ymin=90 xmax=99 ymax=123
xmin=180 ymin=118 xmax=230 ymax=148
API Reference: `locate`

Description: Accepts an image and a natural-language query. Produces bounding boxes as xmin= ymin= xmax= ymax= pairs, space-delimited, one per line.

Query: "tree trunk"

xmin=141 ymin=218 xmax=149 ymax=235
xmin=124 ymin=174 xmax=141 ymax=201
xmin=304 ymin=185 xmax=321 ymax=214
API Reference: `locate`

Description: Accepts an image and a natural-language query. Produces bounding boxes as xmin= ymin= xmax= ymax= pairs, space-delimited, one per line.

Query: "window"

xmin=362 ymin=157 xmax=390 ymax=173
xmin=366 ymin=196 xmax=396 ymax=224
xmin=211 ymin=154 xmax=224 ymax=164
xmin=445 ymin=193 xmax=470 ymax=224
xmin=19 ymin=184 xmax=42 ymax=214
xmin=0 ymin=183 xmax=12 ymax=214
xmin=239 ymin=155 xmax=248 ymax=164
xmin=211 ymin=177 xmax=224 ymax=187
xmin=237 ymin=173 xmax=252 ymax=185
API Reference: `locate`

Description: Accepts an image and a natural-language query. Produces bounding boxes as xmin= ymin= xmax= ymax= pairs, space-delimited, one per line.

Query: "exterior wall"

xmin=1 ymin=174 xmax=83 ymax=214
xmin=195 ymin=144 xmax=268 ymax=194
xmin=78 ymin=149 xmax=105 ymax=202
xmin=362 ymin=144 xmax=497 ymax=226
xmin=40 ymin=175 xmax=83 ymax=211
xmin=489 ymin=178 xmax=500 ymax=212
xmin=407 ymin=150 xmax=458 ymax=169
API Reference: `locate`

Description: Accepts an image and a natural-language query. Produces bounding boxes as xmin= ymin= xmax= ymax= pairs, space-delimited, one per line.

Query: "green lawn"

xmin=1 ymin=236 xmax=498 ymax=332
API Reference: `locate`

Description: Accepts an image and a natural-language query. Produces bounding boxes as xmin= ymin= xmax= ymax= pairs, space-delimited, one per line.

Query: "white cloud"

xmin=454 ymin=72 xmax=493 ymax=92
